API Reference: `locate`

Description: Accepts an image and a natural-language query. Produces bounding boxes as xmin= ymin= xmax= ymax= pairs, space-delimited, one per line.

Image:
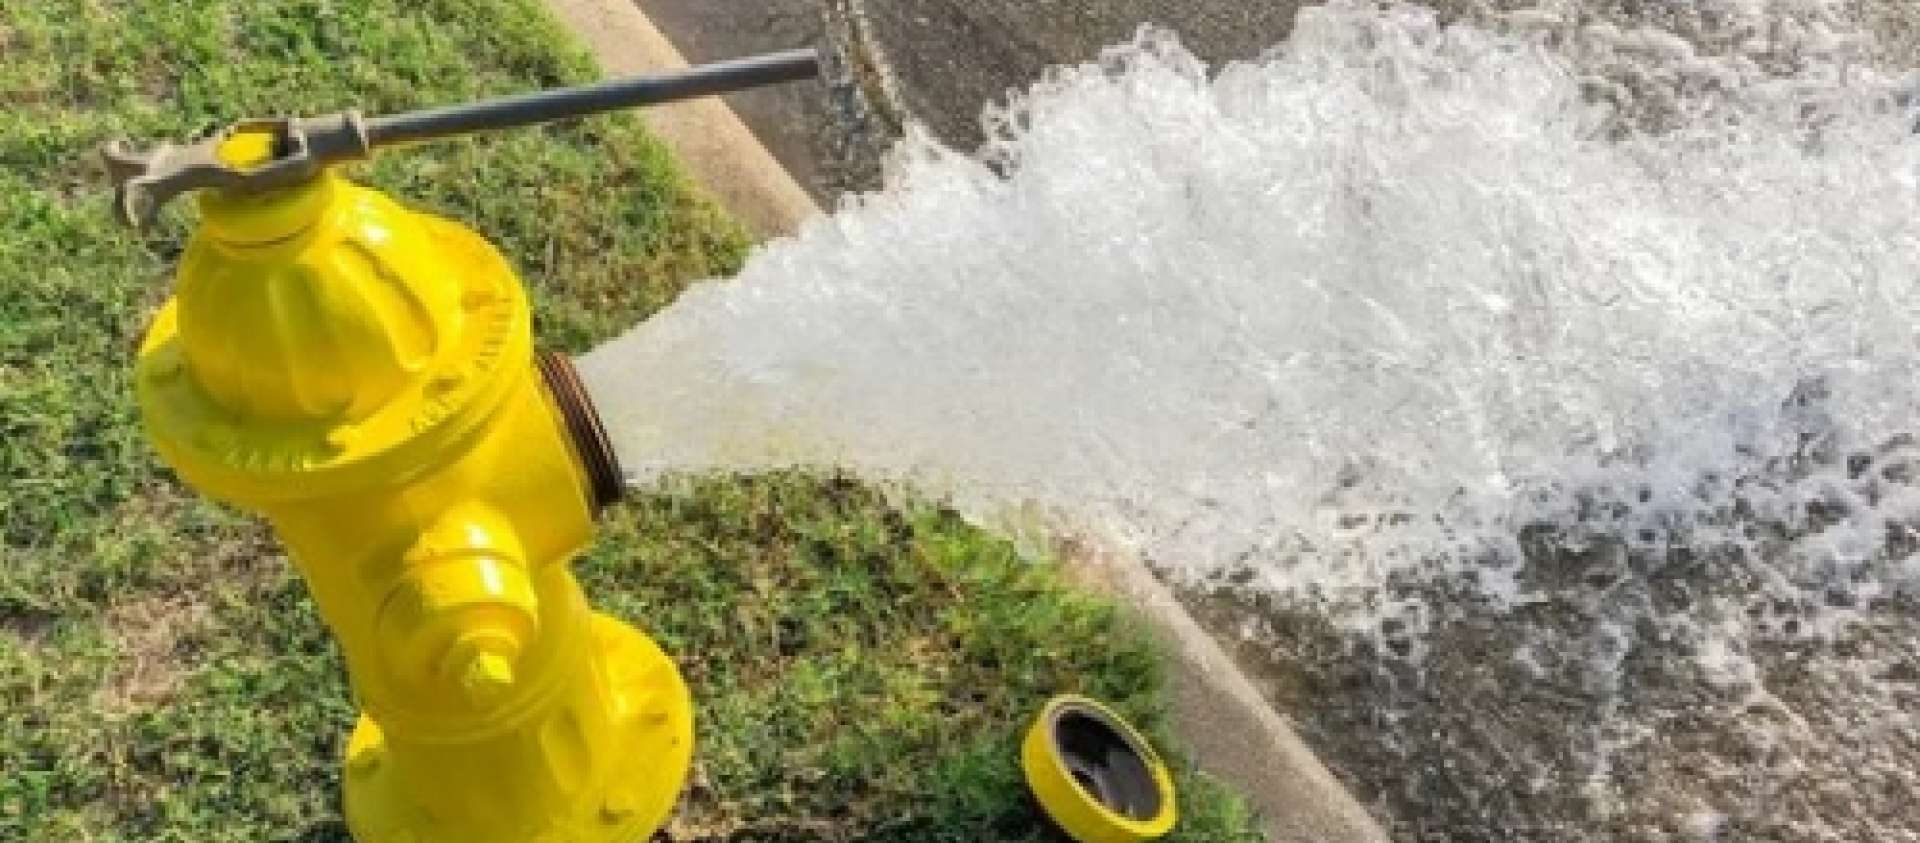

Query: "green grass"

xmin=0 ymin=1 xmax=1264 ymax=840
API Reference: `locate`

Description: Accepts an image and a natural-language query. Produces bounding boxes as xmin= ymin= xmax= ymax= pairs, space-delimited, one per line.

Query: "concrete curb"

xmin=544 ymin=0 xmax=821 ymax=240
xmin=542 ymin=1 xmax=1390 ymax=840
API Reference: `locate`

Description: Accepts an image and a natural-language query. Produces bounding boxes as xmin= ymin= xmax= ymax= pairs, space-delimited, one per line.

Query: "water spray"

xmin=570 ymin=6 xmax=1920 ymax=836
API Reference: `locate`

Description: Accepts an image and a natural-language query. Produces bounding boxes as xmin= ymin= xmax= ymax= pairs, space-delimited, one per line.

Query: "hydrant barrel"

xmin=136 ymin=171 xmax=693 ymax=842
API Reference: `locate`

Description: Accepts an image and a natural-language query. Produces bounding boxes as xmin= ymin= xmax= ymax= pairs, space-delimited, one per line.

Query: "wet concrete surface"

xmin=636 ymin=0 xmax=1307 ymax=202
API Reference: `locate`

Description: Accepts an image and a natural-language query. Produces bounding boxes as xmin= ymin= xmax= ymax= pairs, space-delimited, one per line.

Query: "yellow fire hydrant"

xmin=104 ymin=51 xmax=818 ymax=841
xmin=134 ymin=156 xmax=691 ymax=842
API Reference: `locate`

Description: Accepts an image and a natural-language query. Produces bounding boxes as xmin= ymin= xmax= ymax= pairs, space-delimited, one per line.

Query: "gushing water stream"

xmin=582 ymin=2 xmax=1920 ymax=838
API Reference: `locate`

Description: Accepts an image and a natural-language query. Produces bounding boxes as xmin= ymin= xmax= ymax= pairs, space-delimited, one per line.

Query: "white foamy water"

xmin=582 ymin=1 xmax=1920 ymax=837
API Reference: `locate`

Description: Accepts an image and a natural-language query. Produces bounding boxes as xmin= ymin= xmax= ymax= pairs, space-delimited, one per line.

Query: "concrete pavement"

xmin=637 ymin=0 xmax=1309 ymax=202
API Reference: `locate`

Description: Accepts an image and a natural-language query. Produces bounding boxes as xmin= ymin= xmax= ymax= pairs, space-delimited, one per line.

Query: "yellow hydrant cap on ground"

xmin=1021 ymin=695 xmax=1178 ymax=843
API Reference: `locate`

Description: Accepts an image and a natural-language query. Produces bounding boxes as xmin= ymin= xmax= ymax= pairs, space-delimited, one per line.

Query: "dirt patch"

xmin=96 ymin=592 xmax=212 ymax=715
xmin=662 ymin=792 xmax=859 ymax=842
xmin=0 ymin=606 xmax=58 ymax=653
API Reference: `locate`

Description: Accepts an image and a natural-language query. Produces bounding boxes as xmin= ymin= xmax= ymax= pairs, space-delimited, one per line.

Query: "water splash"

xmin=581 ymin=1 xmax=1920 ymax=837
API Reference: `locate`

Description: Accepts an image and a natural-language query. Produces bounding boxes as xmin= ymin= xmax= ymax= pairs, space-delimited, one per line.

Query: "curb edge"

xmin=544 ymin=0 xmax=822 ymax=240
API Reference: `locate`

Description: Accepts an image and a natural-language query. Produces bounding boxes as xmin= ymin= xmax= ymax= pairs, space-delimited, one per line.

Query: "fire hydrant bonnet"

xmin=142 ymin=177 xmax=527 ymax=504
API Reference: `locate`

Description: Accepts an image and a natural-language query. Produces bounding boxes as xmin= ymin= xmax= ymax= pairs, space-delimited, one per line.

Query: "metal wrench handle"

xmin=103 ymin=48 xmax=821 ymax=228
xmin=366 ymin=48 xmax=818 ymax=147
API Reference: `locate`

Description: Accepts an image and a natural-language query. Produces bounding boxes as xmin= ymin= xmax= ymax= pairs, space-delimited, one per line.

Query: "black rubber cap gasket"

xmin=1049 ymin=702 xmax=1164 ymax=821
